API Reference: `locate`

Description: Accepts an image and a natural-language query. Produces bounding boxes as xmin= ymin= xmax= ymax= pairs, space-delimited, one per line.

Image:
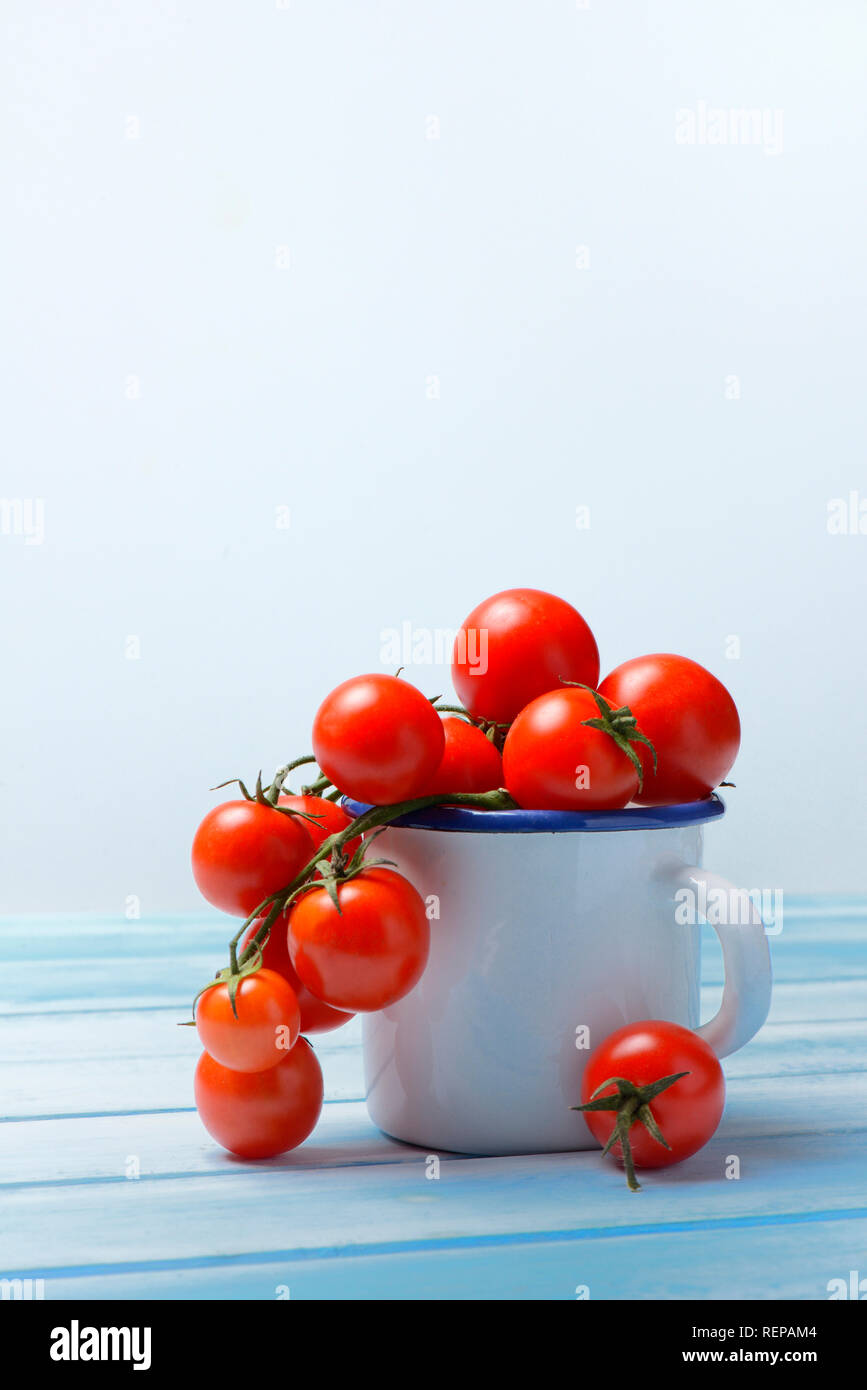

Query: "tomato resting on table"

xmin=195 ymin=967 xmax=301 ymax=1073
xmin=287 ymin=866 xmax=429 ymax=1012
xmin=195 ymin=1038 xmax=324 ymax=1159
xmin=452 ymin=588 xmax=600 ymax=725
xmin=574 ymin=1020 xmax=725 ymax=1190
xmin=312 ymin=673 xmax=445 ymax=805
xmin=242 ymin=913 xmax=354 ymax=1034
xmin=598 ymin=654 xmax=740 ymax=806
xmin=502 ymin=686 xmax=646 ymax=810
xmin=191 ymin=800 xmax=314 ymax=918
xmin=421 ymin=716 xmax=503 ymax=796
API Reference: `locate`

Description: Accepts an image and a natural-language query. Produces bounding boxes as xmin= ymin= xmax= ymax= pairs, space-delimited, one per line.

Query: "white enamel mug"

xmin=344 ymin=797 xmax=772 ymax=1156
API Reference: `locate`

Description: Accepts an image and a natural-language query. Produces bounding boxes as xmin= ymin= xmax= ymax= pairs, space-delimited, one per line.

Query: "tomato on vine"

xmin=195 ymin=967 xmax=301 ymax=1073
xmin=313 ymin=673 xmax=445 ymax=805
xmin=502 ymin=685 xmax=655 ymax=811
xmin=422 ymin=716 xmax=503 ymax=795
xmin=195 ymin=1038 xmax=324 ymax=1159
xmin=452 ymin=588 xmax=600 ymax=725
xmin=288 ymin=866 xmax=430 ymax=1012
xmin=191 ymin=799 xmax=314 ymax=917
xmin=242 ymin=913 xmax=354 ymax=1034
xmin=599 ymin=654 xmax=740 ymax=806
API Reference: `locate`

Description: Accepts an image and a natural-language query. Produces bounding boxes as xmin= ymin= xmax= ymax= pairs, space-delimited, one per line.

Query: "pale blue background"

xmin=2 ymin=0 xmax=865 ymax=912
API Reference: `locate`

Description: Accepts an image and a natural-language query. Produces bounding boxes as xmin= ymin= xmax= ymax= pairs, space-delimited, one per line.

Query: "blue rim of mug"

xmin=341 ymin=792 xmax=726 ymax=833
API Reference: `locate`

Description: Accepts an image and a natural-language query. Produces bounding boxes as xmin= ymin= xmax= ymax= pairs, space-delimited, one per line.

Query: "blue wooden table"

xmin=2 ymin=897 xmax=865 ymax=1300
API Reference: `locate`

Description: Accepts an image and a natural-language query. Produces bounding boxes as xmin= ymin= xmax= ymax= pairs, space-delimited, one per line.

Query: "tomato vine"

xmin=193 ymin=760 xmax=517 ymax=1017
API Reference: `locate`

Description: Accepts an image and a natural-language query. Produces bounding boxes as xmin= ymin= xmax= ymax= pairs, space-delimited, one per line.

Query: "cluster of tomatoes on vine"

xmin=188 ymin=587 xmax=738 ymax=1180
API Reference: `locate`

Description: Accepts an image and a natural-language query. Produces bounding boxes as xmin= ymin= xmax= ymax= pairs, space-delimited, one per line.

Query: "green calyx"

xmin=212 ymin=762 xmax=328 ymax=830
xmin=571 ymin=1071 xmax=689 ymax=1192
xmin=562 ymin=682 xmax=657 ymax=792
xmin=187 ymin=941 xmax=266 ymax=1026
xmin=303 ymin=827 xmax=397 ymax=916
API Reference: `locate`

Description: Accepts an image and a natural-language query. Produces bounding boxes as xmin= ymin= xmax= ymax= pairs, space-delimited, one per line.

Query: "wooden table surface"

xmin=2 ymin=897 xmax=865 ymax=1300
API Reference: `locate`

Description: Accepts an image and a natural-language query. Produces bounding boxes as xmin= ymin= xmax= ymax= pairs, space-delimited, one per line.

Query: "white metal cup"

xmin=345 ymin=797 xmax=772 ymax=1156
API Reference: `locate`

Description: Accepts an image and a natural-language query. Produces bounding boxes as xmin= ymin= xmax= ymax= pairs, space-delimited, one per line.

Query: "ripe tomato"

xmin=195 ymin=967 xmax=301 ymax=1073
xmin=502 ymin=686 xmax=640 ymax=810
xmin=452 ymin=588 xmax=599 ymax=725
xmin=577 ymin=1020 xmax=725 ymax=1185
xmin=278 ymin=794 xmax=362 ymax=864
xmin=312 ymin=674 xmax=445 ymax=805
xmin=195 ymin=1038 xmax=323 ymax=1159
xmin=421 ymin=717 xmax=503 ymax=795
xmin=599 ymin=655 xmax=740 ymax=805
xmin=288 ymin=867 xmax=429 ymax=1012
xmin=191 ymin=800 xmax=314 ymax=917
xmin=242 ymin=914 xmax=355 ymax=1034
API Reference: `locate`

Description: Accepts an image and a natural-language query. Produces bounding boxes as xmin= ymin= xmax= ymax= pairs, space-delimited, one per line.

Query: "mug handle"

xmin=675 ymin=865 xmax=773 ymax=1059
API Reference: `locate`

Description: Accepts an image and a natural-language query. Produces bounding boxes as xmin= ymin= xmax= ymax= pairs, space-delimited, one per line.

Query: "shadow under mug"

xmin=343 ymin=795 xmax=773 ymax=1156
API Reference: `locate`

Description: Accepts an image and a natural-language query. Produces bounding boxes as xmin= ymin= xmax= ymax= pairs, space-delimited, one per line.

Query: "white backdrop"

xmin=3 ymin=1 xmax=866 ymax=912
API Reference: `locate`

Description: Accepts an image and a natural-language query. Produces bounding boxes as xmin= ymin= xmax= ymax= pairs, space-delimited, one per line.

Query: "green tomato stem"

xmin=299 ymin=774 xmax=333 ymax=797
xmin=264 ymin=755 xmax=318 ymax=804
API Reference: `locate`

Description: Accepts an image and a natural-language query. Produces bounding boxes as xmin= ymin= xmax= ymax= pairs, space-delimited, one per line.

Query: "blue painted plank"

xmin=2 ymin=1072 xmax=866 ymax=1190
xmin=2 ymin=1130 xmax=866 ymax=1276
xmin=2 ymin=897 xmax=865 ymax=1301
xmin=0 ymin=1103 xmax=423 ymax=1187
xmin=20 ymin=1214 xmax=867 ymax=1301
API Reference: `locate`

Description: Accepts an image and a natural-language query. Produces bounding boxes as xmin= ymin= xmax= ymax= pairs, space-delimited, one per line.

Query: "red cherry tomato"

xmin=288 ymin=867 xmax=429 ymax=1012
xmin=421 ymin=717 xmax=503 ymax=795
xmin=191 ymin=800 xmax=314 ymax=917
xmin=312 ymin=674 xmax=445 ymax=805
xmin=452 ymin=588 xmax=600 ymax=725
xmin=242 ymin=914 xmax=355 ymax=1034
xmin=195 ymin=967 xmax=301 ymax=1073
xmin=599 ymin=654 xmax=740 ymax=805
xmin=194 ymin=1038 xmax=324 ymax=1159
xmin=502 ymin=686 xmax=640 ymax=810
xmin=578 ymin=1020 xmax=725 ymax=1182
xmin=278 ymin=794 xmax=362 ymax=864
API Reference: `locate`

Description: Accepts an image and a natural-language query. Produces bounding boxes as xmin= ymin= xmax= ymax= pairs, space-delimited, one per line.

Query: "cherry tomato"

xmin=599 ymin=654 xmax=740 ymax=805
xmin=288 ymin=867 xmax=429 ymax=1012
xmin=194 ymin=1038 xmax=323 ymax=1159
xmin=502 ymin=686 xmax=640 ymax=810
xmin=191 ymin=800 xmax=314 ymax=917
xmin=312 ymin=674 xmax=445 ymax=805
xmin=242 ymin=914 xmax=355 ymax=1034
xmin=421 ymin=717 xmax=503 ymax=795
xmin=578 ymin=1020 xmax=725 ymax=1178
xmin=195 ymin=967 xmax=301 ymax=1073
xmin=278 ymin=794 xmax=362 ymax=864
xmin=452 ymin=588 xmax=600 ymax=725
